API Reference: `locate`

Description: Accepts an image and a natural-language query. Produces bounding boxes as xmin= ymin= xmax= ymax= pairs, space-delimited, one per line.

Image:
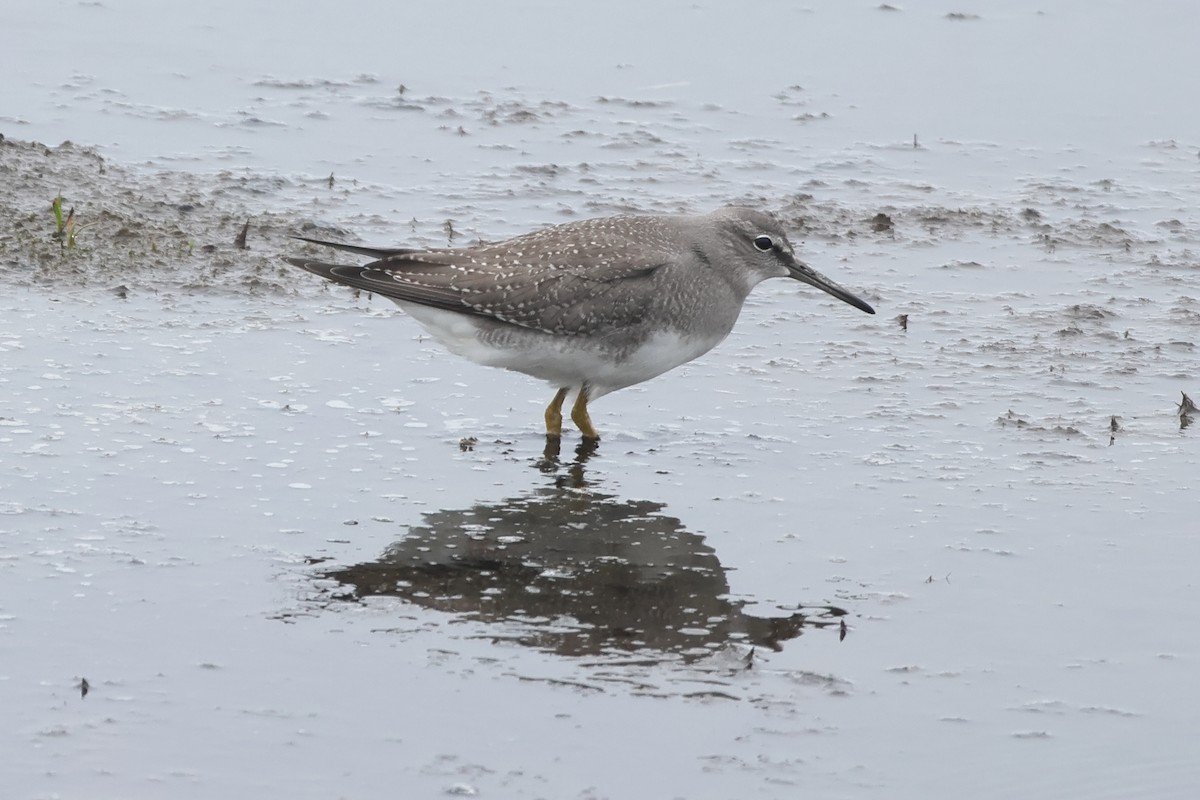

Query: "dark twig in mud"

xmin=63 ymin=207 xmax=77 ymax=250
xmin=234 ymin=220 xmax=250 ymax=249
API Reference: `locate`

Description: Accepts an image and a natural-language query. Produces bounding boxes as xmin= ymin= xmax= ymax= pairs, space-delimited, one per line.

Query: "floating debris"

xmin=1179 ymin=391 xmax=1197 ymax=430
xmin=996 ymin=410 xmax=1082 ymax=436
xmin=871 ymin=212 xmax=894 ymax=232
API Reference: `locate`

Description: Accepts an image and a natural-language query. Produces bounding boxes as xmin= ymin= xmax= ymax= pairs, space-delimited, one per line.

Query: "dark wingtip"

xmin=290 ymin=234 xmax=335 ymax=247
xmin=287 ymin=235 xmax=420 ymax=260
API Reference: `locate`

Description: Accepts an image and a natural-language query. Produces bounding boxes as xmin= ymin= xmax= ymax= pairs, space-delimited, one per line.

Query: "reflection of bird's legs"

xmin=545 ymin=387 xmax=569 ymax=438
xmin=571 ymin=384 xmax=600 ymax=441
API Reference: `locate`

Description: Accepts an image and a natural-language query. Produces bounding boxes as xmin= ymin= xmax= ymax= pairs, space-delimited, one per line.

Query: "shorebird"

xmin=287 ymin=206 xmax=874 ymax=440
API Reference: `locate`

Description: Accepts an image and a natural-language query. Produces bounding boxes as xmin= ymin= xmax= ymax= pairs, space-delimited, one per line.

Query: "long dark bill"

xmin=786 ymin=260 xmax=875 ymax=315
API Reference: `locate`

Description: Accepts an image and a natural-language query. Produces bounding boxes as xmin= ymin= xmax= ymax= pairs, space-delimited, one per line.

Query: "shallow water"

xmin=4 ymin=1 xmax=1200 ymax=798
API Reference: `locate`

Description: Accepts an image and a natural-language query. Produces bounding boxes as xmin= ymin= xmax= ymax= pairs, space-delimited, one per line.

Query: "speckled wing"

xmin=288 ymin=218 xmax=676 ymax=336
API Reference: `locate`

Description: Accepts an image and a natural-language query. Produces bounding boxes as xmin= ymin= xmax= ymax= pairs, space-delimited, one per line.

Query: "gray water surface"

xmin=3 ymin=1 xmax=1200 ymax=798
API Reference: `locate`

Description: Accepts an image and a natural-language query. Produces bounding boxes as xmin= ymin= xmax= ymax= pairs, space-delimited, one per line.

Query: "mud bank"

xmin=1 ymin=134 xmax=318 ymax=293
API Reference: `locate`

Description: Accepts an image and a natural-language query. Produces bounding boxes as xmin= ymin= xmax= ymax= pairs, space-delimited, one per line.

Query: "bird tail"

xmin=285 ymin=258 xmax=388 ymax=296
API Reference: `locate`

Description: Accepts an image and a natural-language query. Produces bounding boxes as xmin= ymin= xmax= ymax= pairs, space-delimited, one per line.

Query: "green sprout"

xmin=50 ymin=195 xmax=90 ymax=252
xmin=51 ymin=194 xmax=65 ymax=237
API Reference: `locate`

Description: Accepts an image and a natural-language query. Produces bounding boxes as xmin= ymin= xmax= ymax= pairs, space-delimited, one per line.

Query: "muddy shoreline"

xmin=4 ymin=132 xmax=1119 ymax=302
xmin=1 ymin=134 xmax=318 ymax=293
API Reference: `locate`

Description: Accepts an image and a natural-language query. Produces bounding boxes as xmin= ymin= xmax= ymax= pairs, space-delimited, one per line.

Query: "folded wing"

xmin=287 ymin=223 xmax=672 ymax=336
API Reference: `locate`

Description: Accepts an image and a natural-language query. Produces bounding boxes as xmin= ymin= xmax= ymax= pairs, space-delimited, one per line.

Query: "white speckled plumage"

xmin=287 ymin=206 xmax=874 ymax=439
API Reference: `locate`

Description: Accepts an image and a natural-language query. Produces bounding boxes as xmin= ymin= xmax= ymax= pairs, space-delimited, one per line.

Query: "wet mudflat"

xmin=4 ymin=2 xmax=1200 ymax=798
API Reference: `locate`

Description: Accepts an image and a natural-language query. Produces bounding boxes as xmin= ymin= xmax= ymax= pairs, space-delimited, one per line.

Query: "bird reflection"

xmin=319 ymin=443 xmax=846 ymax=661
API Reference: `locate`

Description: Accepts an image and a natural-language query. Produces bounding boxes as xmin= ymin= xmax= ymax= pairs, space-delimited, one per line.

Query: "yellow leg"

xmin=544 ymin=387 xmax=569 ymax=438
xmin=570 ymin=385 xmax=600 ymax=441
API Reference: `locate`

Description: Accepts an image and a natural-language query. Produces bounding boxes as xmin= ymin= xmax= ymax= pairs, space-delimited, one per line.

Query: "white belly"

xmin=396 ymin=301 xmax=724 ymax=398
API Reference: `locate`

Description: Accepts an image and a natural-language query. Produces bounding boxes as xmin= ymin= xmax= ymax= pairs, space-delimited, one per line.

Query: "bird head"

xmin=709 ymin=207 xmax=875 ymax=315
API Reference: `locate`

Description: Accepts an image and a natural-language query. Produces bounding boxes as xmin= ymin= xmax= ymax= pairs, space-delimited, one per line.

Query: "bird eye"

xmin=753 ymin=235 xmax=774 ymax=252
